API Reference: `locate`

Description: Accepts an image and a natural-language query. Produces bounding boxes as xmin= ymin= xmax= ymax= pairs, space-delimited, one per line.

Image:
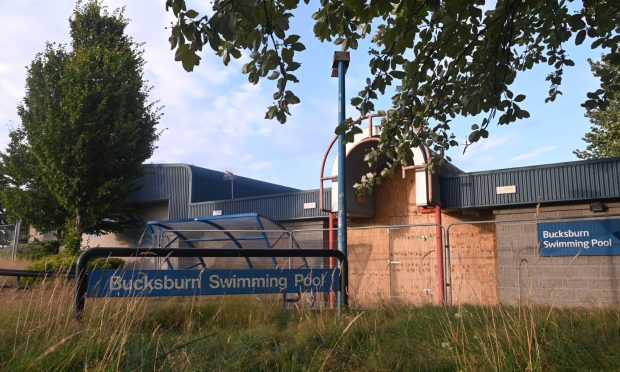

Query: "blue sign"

xmin=538 ymin=219 xmax=620 ymax=256
xmin=87 ymin=268 xmax=340 ymax=298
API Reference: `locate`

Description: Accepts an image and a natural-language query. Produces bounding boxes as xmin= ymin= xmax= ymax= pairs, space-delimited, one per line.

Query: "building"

xmin=86 ymin=153 xmax=620 ymax=308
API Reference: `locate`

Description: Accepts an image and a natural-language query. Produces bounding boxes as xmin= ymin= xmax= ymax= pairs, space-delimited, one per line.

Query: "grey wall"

xmin=189 ymin=189 xmax=330 ymax=221
xmin=441 ymin=157 xmax=620 ymax=209
xmin=494 ymin=202 xmax=620 ymax=307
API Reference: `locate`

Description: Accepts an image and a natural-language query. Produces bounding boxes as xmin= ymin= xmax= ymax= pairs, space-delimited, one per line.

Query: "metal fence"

xmin=131 ymin=224 xmax=446 ymax=308
xmin=445 ymin=213 xmax=620 ymax=308
xmin=23 ymin=212 xmax=613 ymax=308
xmin=0 ymin=223 xmax=20 ymax=260
xmin=291 ymin=224 xmax=445 ymax=307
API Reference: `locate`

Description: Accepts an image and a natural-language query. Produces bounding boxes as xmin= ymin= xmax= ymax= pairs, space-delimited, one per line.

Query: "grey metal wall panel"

xmin=188 ymin=189 xmax=331 ymax=221
xmin=132 ymin=164 xmax=191 ymax=220
xmin=440 ymin=157 xmax=620 ymax=209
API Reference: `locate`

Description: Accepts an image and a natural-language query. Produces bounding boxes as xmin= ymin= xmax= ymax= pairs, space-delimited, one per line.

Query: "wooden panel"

xmin=389 ymin=227 xmax=437 ymax=304
xmin=348 ymin=167 xmax=500 ymax=306
xmin=347 ymin=228 xmax=390 ymax=306
xmin=443 ymin=214 xmax=498 ymax=305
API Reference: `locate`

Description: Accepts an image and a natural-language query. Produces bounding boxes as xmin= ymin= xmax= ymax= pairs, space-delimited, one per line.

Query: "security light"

xmin=590 ymin=202 xmax=607 ymax=213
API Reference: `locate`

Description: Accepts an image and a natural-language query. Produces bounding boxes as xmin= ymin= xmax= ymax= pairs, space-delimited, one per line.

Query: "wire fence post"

xmin=11 ymin=220 xmax=21 ymax=261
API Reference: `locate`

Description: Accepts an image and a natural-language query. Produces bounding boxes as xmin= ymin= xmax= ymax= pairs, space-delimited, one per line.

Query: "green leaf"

xmin=282 ymin=48 xmax=293 ymax=63
xmin=181 ymin=52 xmax=200 ymax=71
xmin=285 ymin=34 xmax=301 ymax=44
xmin=390 ymin=70 xmax=406 ymax=79
xmin=185 ymin=9 xmax=199 ymax=18
xmin=468 ymin=130 xmax=481 ymax=143
xmin=286 ymin=62 xmax=301 ymax=71
xmin=265 ymin=106 xmax=277 ymax=119
xmin=284 ymin=91 xmax=300 ymax=104
xmin=575 ymin=30 xmax=586 ymax=45
xmin=351 ymin=97 xmax=363 ymax=106
xmin=292 ymin=42 xmax=305 ymax=51
xmin=591 ymin=38 xmax=603 ymax=49
xmin=514 ymin=94 xmax=526 ymax=102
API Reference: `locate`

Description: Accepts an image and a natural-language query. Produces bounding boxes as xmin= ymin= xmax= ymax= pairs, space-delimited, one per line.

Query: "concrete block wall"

xmin=494 ymin=202 xmax=620 ymax=307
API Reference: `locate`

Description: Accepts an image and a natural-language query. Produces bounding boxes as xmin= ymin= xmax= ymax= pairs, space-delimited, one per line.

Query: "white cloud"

xmin=449 ymin=131 xmax=520 ymax=171
xmin=509 ymin=146 xmax=559 ymax=163
xmin=1 ymin=0 xmax=596 ymax=191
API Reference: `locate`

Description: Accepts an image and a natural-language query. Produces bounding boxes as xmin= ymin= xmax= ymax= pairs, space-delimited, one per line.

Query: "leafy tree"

xmin=574 ymin=57 xmax=620 ymax=159
xmin=0 ymin=128 xmax=66 ymax=232
xmin=0 ymin=1 xmax=160 ymax=254
xmin=166 ymin=0 xmax=619 ymax=190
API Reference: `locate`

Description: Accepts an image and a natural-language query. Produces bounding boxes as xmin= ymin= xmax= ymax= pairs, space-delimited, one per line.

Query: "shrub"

xmin=88 ymin=257 xmax=126 ymax=270
xmin=28 ymin=253 xmax=77 ymax=273
xmin=28 ymin=253 xmax=125 ymax=273
xmin=18 ymin=240 xmax=60 ymax=260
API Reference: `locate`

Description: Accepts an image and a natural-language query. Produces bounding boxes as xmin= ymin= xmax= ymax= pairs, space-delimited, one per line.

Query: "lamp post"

xmin=223 ymin=171 xmax=235 ymax=199
xmin=331 ymin=51 xmax=350 ymax=311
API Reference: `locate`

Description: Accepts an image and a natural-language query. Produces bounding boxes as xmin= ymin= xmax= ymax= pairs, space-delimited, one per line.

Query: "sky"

xmin=0 ymin=1 xmax=604 ymax=190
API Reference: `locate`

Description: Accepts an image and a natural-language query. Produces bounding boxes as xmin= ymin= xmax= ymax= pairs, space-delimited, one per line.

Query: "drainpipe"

xmin=420 ymin=205 xmax=445 ymax=306
xmin=435 ymin=205 xmax=444 ymax=306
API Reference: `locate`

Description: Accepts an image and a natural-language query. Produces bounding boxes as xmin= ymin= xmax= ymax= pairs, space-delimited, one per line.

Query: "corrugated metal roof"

xmin=189 ymin=189 xmax=331 ymax=221
xmin=132 ymin=164 xmax=300 ymax=219
xmin=440 ymin=157 xmax=620 ymax=209
xmin=188 ymin=165 xmax=298 ymax=202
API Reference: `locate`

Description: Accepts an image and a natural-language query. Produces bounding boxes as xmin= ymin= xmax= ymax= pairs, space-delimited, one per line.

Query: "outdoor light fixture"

xmin=590 ymin=201 xmax=607 ymax=213
xmin=223 ymin=171 xmax=236 ymax=199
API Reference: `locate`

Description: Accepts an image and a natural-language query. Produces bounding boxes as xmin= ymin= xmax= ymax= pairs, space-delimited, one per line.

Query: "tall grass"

xmin=1 ymin=274 xmax=619 ymax=370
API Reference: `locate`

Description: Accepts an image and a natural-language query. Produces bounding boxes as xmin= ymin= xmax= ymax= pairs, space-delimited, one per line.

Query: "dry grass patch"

xmin=0 ymin=279 xmax=619 ymax=371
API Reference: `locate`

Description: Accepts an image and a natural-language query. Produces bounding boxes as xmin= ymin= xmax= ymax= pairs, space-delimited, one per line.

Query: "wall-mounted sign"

xmin=87 ymin=268 xmax=340 ymax=297
xmin=538 ymin=219 xmax=620 ymax=256
xmin=496 ymin=185 xmax=517 ymax=194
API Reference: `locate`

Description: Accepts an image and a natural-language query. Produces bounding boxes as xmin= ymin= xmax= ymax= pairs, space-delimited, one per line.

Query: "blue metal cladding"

xmin=189 ymin=189 xmax=331 ymax=221
xmin=188 ymin=166 xmax=298 ymax=203
xmin=440 ymin=157 xmax=620 ymax=209
xmin=132 ymin=164 xmax=191 ymax=219
xmin=132 ymin=164 xmax=301 ymax=220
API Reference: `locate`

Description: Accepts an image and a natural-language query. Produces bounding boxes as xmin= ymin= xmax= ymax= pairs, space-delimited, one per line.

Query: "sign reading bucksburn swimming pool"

xmin=538 ymin=219 xmax=620 ymax=256
xmin=87 ymin=268 xmax=340 ymax=297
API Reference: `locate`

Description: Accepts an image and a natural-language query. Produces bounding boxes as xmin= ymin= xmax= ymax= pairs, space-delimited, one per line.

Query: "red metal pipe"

xmin=328 ymin=212 xmax=336 ymax=308
xmin=435 ymin=205 xmax=445 ymax=306
xmin=319 ymin=136 xmax=339 ymax=212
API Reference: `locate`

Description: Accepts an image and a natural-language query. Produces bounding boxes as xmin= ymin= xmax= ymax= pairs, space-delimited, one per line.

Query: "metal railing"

xmin=74 ymin=247 xmax=348 ymax=321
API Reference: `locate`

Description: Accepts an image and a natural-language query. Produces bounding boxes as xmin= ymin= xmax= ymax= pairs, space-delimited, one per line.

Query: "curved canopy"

xmin=143 ymin=213 xmax=307 ymax=270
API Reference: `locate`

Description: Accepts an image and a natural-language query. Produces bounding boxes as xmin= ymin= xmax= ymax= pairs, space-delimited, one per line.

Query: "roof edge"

xmin=440 ymin=156 xmax=620 ymax=179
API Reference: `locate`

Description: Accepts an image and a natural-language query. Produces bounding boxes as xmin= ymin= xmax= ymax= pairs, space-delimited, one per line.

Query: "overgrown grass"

xmin=0 ymin=277 xmax=619 ymax=370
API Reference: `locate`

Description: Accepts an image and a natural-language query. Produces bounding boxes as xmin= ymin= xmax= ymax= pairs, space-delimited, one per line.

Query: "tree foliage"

xmin=0 ymin=1 xmax=160 ymax=253
xmin=166 ymin=0 xmax=619 ymax=190
xmin=574 ymin=57 xmax=620 ymax=159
